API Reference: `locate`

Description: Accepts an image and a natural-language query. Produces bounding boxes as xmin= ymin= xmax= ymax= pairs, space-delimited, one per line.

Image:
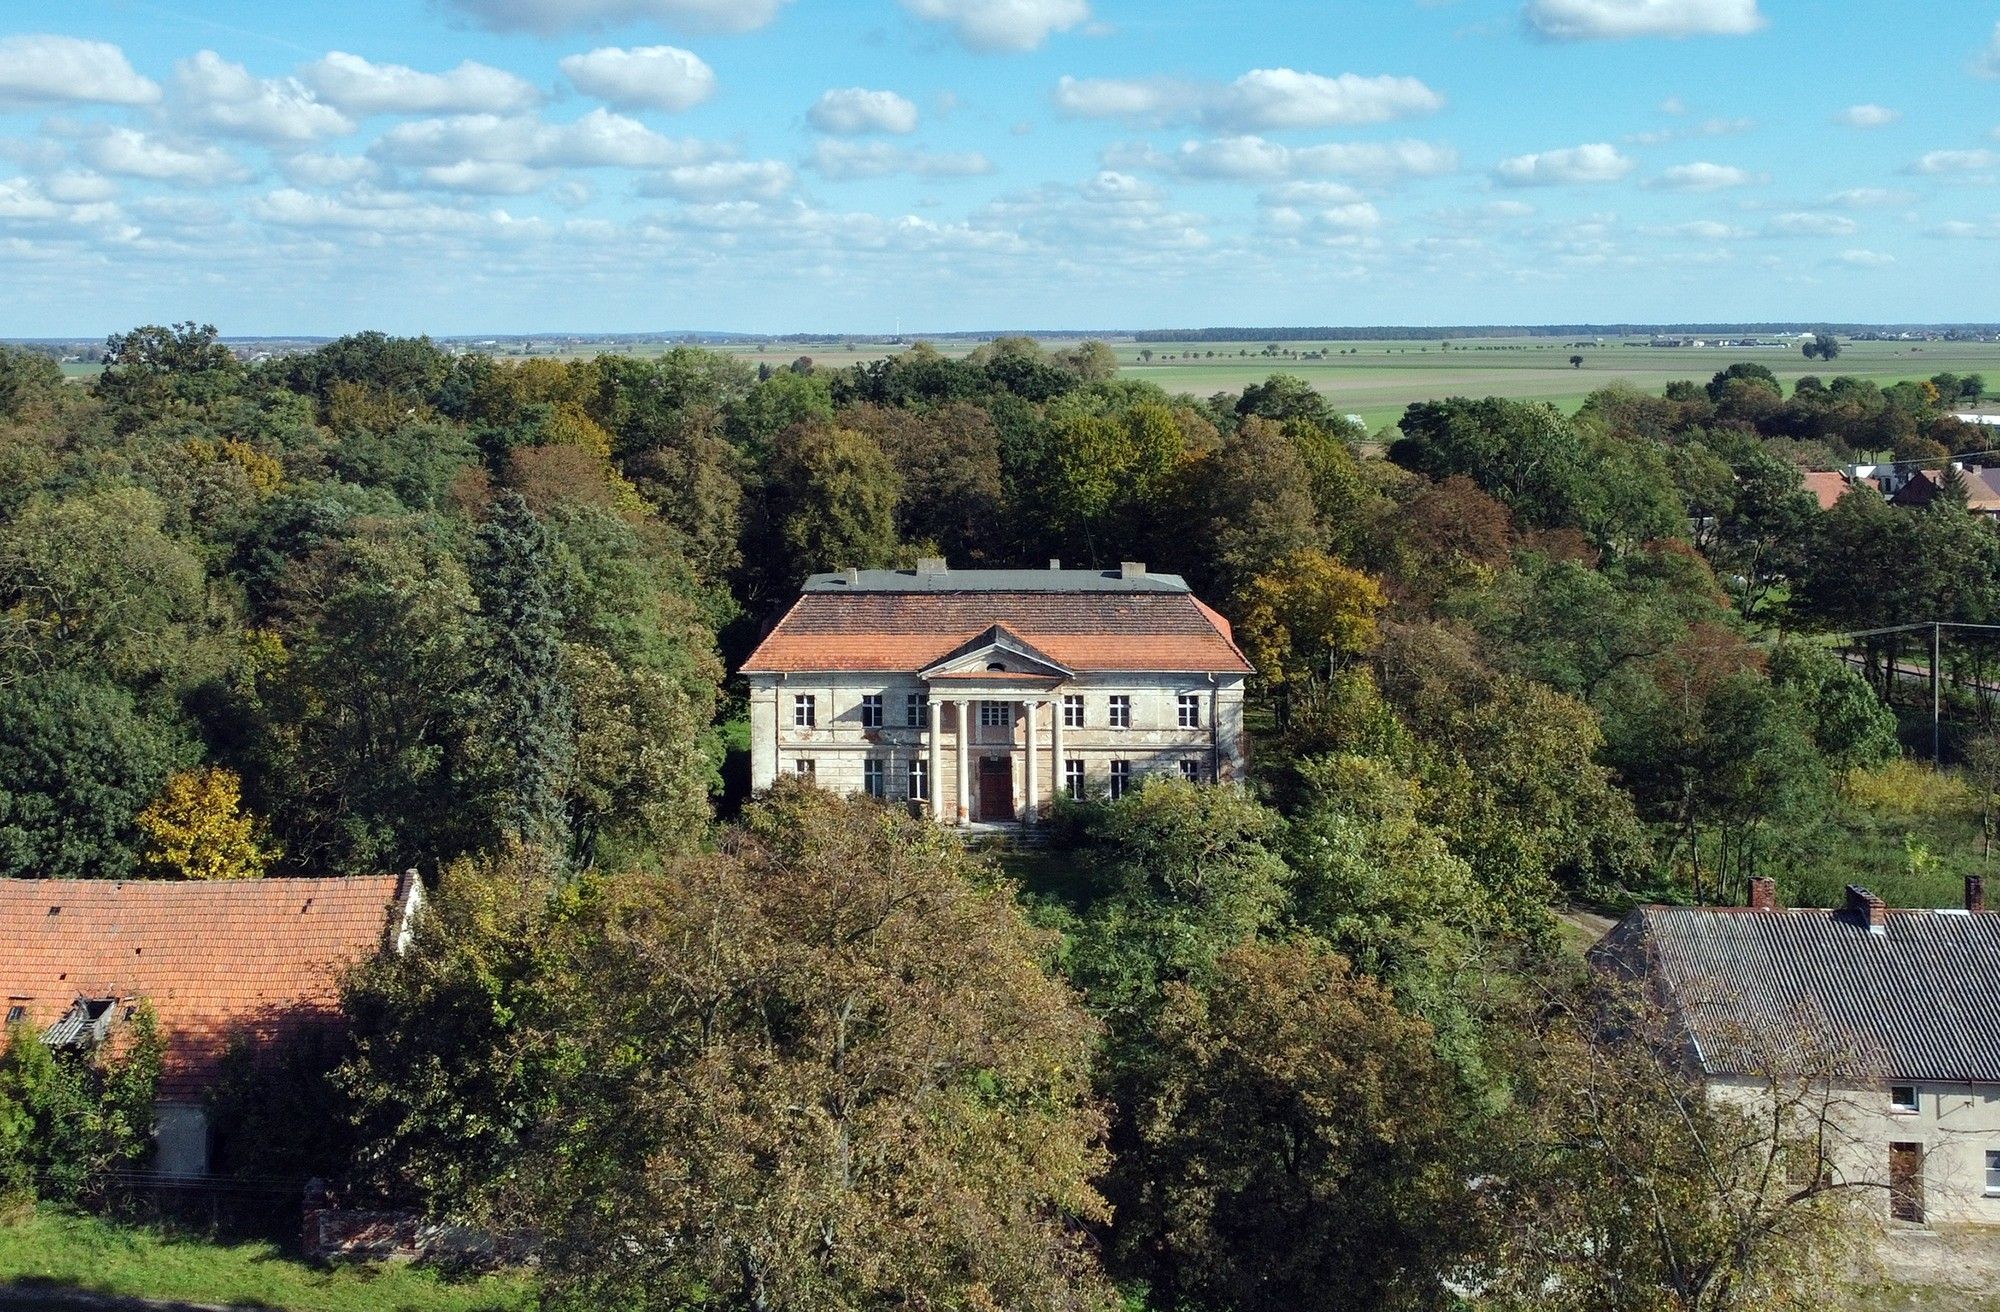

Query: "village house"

xmin=1890 ymin=466 xmax=2000 ymax=517
xmin=1593 ymin=878 xmax=2000 ymax=1227
xmin=0 ymin=874 xmax=422 ymax=1177
xmin=740 ymin=560 xmax=1252 ymax=826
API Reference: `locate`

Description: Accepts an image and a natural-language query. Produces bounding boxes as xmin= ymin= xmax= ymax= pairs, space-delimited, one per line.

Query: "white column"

xmin=927 ymin=696 xmax=943 ymax=821
xmin=1052 ymin=693 xmax=1065 ymax=802
xmin=1023 ymin=699 xmax=1040 ymax=824
xmin=954 ymin=700 xmax=971 ymax=825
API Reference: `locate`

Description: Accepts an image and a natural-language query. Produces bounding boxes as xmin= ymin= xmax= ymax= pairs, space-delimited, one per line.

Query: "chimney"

xmin=915 ymin=557 xmax=947 ymax=575
xmin=1119 ymin=561 xmax=1147 ymax=579
xmin=1747 ymin=876 xmax=1777 ymax=911
xmin=841 ymin=567 xmax=860 ymax=584
xmin=1968 ymin=875 xmax=1987 ymax=914
xmin=1049 ymin=558 xmax=1061 ymax=570
xmin=1845 ymin=884 xmax=1887 ymax=934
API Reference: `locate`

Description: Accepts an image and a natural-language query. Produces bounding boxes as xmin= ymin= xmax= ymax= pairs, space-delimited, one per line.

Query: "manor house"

xmin=741 ymin=560 xmax=1252 ymax=825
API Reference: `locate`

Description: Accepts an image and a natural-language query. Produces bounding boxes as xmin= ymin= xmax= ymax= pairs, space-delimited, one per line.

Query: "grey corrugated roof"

xmin=1594 ymin=907 xmax=2000 ymax=1083
xmin=803 ymin=568 xmax=1190 ymax=594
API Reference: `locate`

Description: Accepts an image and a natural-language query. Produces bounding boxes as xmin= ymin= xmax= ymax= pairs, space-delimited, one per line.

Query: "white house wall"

xmin=749 ymin=672 xmax=1247 ymax=818
xmin=1710 ymin=1075 xmax=2000 ymax=1227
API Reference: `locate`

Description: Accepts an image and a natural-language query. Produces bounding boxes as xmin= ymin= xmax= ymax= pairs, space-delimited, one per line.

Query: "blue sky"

xmin=1 ymin=0 xmax=1997 ymax=335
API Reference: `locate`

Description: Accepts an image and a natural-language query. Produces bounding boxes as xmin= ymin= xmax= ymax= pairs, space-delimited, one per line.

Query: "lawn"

xmin=0 ymin=1209 xmax=535 ymax=1312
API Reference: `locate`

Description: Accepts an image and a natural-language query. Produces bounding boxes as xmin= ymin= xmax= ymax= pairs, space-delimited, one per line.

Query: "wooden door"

xmin=1889 ymin=1142 xmax=1924 ymax=1223
xmin=978 ymin=756 xmax=1014 ymax=821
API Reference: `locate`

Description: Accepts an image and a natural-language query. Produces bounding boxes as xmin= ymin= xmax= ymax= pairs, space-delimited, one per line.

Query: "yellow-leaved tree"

xmin=1237 ymin=548 xmax=1386 ymax=687
xmin=136 ymin=767 xmax=274 ymax=880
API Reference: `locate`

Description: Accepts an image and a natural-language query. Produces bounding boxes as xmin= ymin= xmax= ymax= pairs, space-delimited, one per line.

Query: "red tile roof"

xmin=0 ymin=876 xmax=414 ymax=1099
xmin=741 ymin=591 xmax=1254 ymax=675
xmin=1801 ymin=471 xmax=1850 ymax=511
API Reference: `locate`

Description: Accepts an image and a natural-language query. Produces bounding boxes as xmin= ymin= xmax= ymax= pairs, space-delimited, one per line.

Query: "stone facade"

xmin=741 ymin=563 xmax=1253 ymax=826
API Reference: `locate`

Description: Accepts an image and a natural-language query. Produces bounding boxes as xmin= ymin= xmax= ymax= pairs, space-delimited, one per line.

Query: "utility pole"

xmin=1934 ymin=621 xmax=1943 ymax=764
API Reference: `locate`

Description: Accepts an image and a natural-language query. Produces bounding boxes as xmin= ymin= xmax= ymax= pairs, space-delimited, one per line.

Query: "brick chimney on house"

xmin=916 ymin=557 xmax=947 ymax=575
xmin=1748 ymin=876 xmax=1778 ymax=911
xmin=1845 ymin=884 xmax=1887 ymax=934
xmin=1968 ymin=875 xmax=1987 ymax=914
xmin=1119 ymin=561 xmax=1147 ymax=579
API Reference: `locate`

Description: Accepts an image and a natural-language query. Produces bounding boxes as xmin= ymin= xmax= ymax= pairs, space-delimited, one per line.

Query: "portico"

xmin=918 ymin=625 xmax=1072 ymax=826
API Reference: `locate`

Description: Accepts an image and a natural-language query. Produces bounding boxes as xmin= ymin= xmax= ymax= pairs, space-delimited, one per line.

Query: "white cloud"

xmin=1524 ymin=0 xmax=1766 ymax=40
xmin=1053 ymin=68 xmax=1442 ymax=130
xmin=1260 ymin=180 xmax=1367 ymax=207
xmin=1819 ymin=187 xmax=1910 ymax=209
xmin=1765 ymin=211 xmax=1858 ymax=235
xmin=902 ymin=0 xmax=1091 ymax=53
xmin=808 ymin=88 xmax=920 ymax=135
xmin=419 ymin=161 xmax=551 ymax=194
xmin=301 ymin=52 xmax=541 ymax=116
xmin=559 ymin=46 xmax=716 ymax=112
xmin=975 ymin=170 xmax=1209 ymax=251
xmin=84 ymin=127 xmax=251 ymax=185
xmin=1642 ymin=219 xmax=1749 ymax=238
xmin=1975 ymin=22 xmax=2000 ymax=77
xmin=0 ymin=35 xmax=159 ymax=108
xmin=1839 ymin=248 xmax=1894 ymax=266
xmin=445 ymin=0 xmax=789 ymax=36
xmin=1494 ymin=143 xmax=1633 ymax=185
xmin=808 ymin=140 xmax=995 ymax=180
xmin=371 ymin=109 xmax=714 ymax=169
xmin=41 ymin=171 xmax=118 ymax=204
xmin=640 ymin=159 xmax=795 ymax=199
xmin=1122 ymin=135 xmax=1457 ymax=183
xmin=279 ymin=152 xmax=381 ymax=187
xmin=1650 ymin=161 xmax=1756 ymax=190
xmin=1836 ymin=103 xmax=1900 ymax=128
xmin=174 ymin=52 xmax=353 ymax=143
xmin=1908 ymin=148 xmax=1998 ymax=175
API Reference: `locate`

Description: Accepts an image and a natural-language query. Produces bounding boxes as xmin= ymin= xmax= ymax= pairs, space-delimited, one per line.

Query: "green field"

xmin=706 ymin=335 xmax=2000 ymax=435
xmin=1107 ymin=337 xmax=2000 ymax=434
xmin=0 ymin=1208 xmax=534 ymax=1312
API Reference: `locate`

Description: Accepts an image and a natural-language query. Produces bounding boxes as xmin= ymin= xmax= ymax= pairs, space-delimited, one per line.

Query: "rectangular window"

xmin=861 ymin=694 xmax=883 ymax=729
xmin=1891 ymin=1085 xmax=1919 ymax=1114
xmin=793 ymin=694 xmax=816 ymax=729
xmin=1178 ymin=692 xmax=1201 ymax=728
xmin=907 ymin=693 xmax=928 ymax=728
xmin=1064 ymin=758 xmax=1084 ymax=799
xmin=863 ymin=758 xmax=885 ymax=798
xmin=1062 ymin=694 xmax=1084 ymax=728
xmin=908 ymin=759 xmax=929 ymax=802
xmin=1987 ymin=1150 xmax=2000 ymax=1196
xmin=794 ymin=758 xmax=816 ymax=779
xmin=980 ymin=701 xmax=1013 ymax=728
xmin=1108 ymin=695 xmax=1131 ymax=728
xmin=4 ymin=1005 xmax=23 ymax=1025
xmin=1180 ymin=759 xmax=1202 ymax=782
xmin=1109 ymin=759 xmax=1131 ymax=800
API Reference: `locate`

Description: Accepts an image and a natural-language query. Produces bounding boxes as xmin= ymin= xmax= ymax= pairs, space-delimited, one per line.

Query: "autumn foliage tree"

xmin=136 ymin=766 xmax=273 ymax=880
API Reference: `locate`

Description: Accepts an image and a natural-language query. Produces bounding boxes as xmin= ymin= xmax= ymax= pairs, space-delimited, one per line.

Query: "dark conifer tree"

xmin=472 ymin=491 xmax=575 ymax=856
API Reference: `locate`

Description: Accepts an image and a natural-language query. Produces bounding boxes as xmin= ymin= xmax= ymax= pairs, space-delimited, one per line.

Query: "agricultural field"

xmin=691 ymin=334 xmax=2000 ymax=435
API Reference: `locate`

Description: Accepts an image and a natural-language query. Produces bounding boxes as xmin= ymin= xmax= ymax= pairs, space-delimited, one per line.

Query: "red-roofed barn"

xmin=741 ymin=560 xmax=1253 ymax=825
xmin=0 ymin=874 xmax=422 ymax=1176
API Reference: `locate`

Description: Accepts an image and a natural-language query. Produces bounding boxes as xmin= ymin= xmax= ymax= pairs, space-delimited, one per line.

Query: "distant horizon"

xmin=10 ymin=320 xmax=2000 ymax=347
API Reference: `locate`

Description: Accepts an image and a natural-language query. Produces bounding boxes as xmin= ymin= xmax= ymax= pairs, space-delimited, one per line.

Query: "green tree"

xmin=346 ymin=786 xmax=1114 ymax=1311
xmin=472 ymin=493 xmax=576 ymax=855
xmin=1117 ymin=939 xmax=1475 ymax=1312
xmin=0 ymin=673 xmax=189 ymax=879
xmin=0 ymin=1008 xmax=163 ymax=1206
xmin=96 ymin=322 xmax=242 ymax=430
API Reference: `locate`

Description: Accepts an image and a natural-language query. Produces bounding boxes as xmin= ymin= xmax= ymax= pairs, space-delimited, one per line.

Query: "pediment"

xmin=920 ymin=625 xmax=1073 ymax=679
